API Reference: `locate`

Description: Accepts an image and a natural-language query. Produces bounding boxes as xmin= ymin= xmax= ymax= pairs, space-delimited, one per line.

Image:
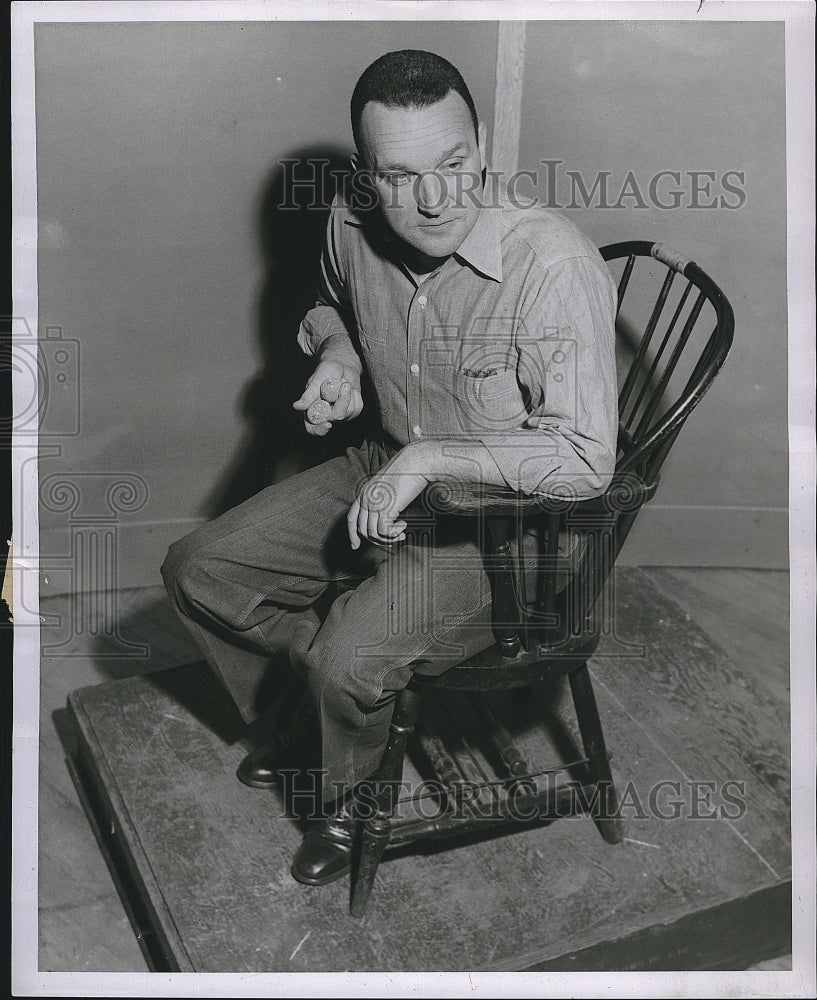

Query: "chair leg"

xmin=350 ymin=685 xmax=422 ymax=917
xmin=568 ymin=662 xmax=624 ymax=844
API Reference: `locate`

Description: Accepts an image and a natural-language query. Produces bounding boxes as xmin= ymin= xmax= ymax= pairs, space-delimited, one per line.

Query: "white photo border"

xmin=10 ymin=1 xmax=816 ymax=997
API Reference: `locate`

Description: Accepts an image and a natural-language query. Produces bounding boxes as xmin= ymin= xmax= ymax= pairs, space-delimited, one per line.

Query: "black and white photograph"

xmin=8 ymin=0 xmax=815 ymax=994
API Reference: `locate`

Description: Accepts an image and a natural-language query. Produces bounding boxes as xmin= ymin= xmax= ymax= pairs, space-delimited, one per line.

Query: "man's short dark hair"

xmin=351 ymin=50 xmax=479 ymax=154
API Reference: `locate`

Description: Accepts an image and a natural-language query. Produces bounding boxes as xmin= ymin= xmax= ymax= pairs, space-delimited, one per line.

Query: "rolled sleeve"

xmin=478 ymin=255 xmax=619 ymax=499
xmin=296 ymin=198 xmax=359 ymax=359
xmin=297 ymin=305 xmax=357 ymax=359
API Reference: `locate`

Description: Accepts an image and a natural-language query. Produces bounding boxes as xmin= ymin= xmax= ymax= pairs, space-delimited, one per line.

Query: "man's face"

xmin=357 ymin=91 xmax=487 ymax=266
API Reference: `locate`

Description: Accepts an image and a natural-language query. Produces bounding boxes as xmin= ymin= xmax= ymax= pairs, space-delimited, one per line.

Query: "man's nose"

xmin=416 ymin=171 xmax=449 ymax=214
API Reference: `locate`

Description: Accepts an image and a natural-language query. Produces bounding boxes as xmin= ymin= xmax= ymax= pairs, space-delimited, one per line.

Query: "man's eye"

xmin=443 ymin=160 xmax=464 ymax=172
xmin=383 ymin=173 xmax=410 ymax=186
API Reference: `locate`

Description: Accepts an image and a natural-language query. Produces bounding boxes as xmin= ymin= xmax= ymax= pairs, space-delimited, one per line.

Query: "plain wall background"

xmin=34 ymin=20 xmax=499 ymax=594
xmin=518 ymin=20 xmax=787 ymax=568
xmin=33 ymin=19 xmax=788 ymax=595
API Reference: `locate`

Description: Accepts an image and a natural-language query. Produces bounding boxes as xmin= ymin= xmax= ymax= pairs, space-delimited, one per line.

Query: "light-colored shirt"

xmin=297 ymin=178 xmax=619 ymax=498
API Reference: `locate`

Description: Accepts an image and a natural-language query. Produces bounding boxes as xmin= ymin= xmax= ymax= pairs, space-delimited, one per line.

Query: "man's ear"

xmin=477 ymin=120 xmax=488 ymax=166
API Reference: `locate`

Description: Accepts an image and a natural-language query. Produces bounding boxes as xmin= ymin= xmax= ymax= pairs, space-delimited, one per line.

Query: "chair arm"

xmin=423 ymin=472 xmax=659 ymax=518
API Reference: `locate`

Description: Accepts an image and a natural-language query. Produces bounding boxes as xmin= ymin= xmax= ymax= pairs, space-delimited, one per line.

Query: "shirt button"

xmin=410 ymin=363 xmax=420 ymax=375
xmin=412 ymin=425 xmax=423 ymax=436
xmin=417 ymin=295 xmax=427 ymax=307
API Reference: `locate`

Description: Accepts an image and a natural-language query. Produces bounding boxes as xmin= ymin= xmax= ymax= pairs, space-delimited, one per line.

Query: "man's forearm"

xmin=408 ymin=439 xmax=507 ymax=489
xmin=347 ymin=438 xmax=508 ymax=548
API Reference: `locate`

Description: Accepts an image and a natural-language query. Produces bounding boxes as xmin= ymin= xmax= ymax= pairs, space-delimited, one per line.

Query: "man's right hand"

xmin=292 ymin=360 xmax=364 ymax=437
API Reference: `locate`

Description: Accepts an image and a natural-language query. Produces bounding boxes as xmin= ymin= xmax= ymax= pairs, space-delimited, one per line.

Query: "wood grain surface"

xmin=62 ymin=568 xmax=791 ymax=972
xmin=491 ymin=22 xmax=526 ymax=177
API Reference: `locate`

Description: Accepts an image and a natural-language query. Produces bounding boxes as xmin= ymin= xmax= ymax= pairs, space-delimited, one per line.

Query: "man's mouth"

xmin=420 ymin=219 xmax=456 ymax=229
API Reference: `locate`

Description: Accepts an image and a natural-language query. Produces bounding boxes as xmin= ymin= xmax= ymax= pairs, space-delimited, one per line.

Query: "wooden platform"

xmin=64 ymin=568 xmax=791 ymax=973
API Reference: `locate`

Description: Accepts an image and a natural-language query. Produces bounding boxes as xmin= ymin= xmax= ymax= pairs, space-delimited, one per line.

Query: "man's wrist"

xmin=400 ymin=439 xmax=446 ymax=480
xmin=318 ymin=334 xmax=363 ymax=376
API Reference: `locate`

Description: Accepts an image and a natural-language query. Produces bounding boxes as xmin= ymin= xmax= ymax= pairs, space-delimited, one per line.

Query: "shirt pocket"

xmin=357 ymin=326 xmax=389 ymax=363
xmin=453 ymin=369 xmax=528 ymax=432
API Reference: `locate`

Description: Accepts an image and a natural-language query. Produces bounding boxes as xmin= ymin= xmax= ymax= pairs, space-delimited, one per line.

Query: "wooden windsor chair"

xmin=349 ymin=240 xmax=735 ymax=917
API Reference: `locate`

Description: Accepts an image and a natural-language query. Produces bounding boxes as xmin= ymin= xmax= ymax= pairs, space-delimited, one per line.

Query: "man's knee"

xmin=161 ymin=532 xmax=213 ymax=611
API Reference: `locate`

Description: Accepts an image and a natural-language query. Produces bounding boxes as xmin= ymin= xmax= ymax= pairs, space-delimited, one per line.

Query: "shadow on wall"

xmin=202 ymin=147 xmax=376 ymax=519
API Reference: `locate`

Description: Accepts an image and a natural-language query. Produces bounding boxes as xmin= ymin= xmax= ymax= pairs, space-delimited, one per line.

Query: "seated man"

xmin=161 ymin=49 xmax=618 ymax=887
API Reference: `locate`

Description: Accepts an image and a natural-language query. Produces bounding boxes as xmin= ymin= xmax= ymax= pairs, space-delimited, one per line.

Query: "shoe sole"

xmin=290 ymin=863 xmax=352 ymax=887
xmin=236 ymin=769 xmax=278 ymax=790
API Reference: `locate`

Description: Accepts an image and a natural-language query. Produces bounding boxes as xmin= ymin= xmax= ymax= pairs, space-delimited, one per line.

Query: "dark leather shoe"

xmin=290 ymin=812 xmax=357 ymax=886
xmin=236 ymin=742 xmax=279 ymax=789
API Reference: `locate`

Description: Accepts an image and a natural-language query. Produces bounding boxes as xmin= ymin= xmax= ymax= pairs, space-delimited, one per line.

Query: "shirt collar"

xmin=453 ymin=172 xmax=503 ymax=283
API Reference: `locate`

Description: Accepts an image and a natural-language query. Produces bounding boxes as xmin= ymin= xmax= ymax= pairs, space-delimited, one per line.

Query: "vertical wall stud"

xmin=491 ymin=22 xmax=527 ymax=178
